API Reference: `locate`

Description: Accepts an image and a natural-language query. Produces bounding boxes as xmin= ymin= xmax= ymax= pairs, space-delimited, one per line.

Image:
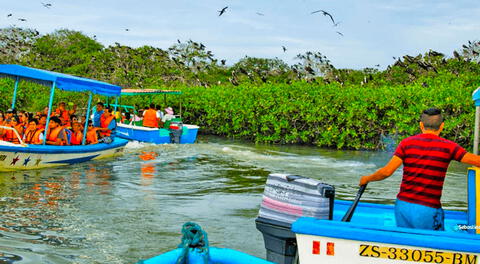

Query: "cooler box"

xmin=256 ymin=174 xmax=334 ymax=264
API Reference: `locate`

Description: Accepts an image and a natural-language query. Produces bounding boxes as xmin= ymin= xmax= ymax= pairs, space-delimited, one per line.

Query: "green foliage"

xmin=178 ymin=74 xmax=479 ymax=150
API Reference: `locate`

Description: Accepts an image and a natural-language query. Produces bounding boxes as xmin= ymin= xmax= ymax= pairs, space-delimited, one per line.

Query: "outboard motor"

xmin=255 ymin=174 xmax=335 ymax=264
xmin=169 ymin=121 xmax=183 ymax=144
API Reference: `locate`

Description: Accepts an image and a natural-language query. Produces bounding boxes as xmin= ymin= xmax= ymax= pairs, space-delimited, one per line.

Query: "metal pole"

xmin=43 ymin=81 xmax=56 ymax=145
xmin=11 ymin=76 xmax=19 ymax=109
xmin=82 ymin=92 xmax=93 ymax=145
xmin=114 ymin=97 xmax=118 ymax=112
xmin=475 ymin=106 xmax=480 ymax=155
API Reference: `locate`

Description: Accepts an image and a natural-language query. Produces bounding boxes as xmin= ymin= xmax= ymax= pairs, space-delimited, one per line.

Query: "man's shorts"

xmin=395 ymin=199 xmax=444 ymax=230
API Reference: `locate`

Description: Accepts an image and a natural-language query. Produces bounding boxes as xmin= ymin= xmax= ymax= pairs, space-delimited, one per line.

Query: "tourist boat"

xmin=113 ymin=89 xmax=199 ymax=144
xmin=255 ymin=89 xmax=480 ymax=264
xmin=0 ymin=64 xmax=128 ymax=171
xmin=138 ymin=222 xmax=273 ymax=264
xmin=292 ymin=199 xmax=480 ymax=264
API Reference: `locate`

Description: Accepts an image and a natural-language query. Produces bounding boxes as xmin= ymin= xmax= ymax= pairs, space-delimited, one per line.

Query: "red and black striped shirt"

xmin=394 ymin=133 xmax=467 ymax=208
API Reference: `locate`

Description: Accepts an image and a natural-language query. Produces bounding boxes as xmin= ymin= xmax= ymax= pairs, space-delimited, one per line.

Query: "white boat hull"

xmin=296 ymin=234 xmax=479 ymax=264
xmin=0 ymin=139 xmax=127 ymax=171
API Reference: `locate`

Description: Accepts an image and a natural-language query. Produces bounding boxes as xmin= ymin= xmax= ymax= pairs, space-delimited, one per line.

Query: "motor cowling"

xmin=169 ymin=121 xmax=183 ymax=144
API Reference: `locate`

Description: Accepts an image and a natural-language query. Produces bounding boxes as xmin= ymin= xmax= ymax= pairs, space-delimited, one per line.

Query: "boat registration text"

xmin=359 ymin=244 xmax=477 ymax=264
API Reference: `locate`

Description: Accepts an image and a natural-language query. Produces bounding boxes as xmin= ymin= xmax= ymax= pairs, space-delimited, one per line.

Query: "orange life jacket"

xmin=24 ymin=128 xmax=44 ymax=144
xmin=86 ymin=129 xmax=98 ymax=144
xmin=100 ymin=114 xmax=115 ymax=136
xmin=142 ymin=109 xmax=159 ymax=128
xmin=4 ymin=125 xmax=22 ymax=144
xmin=70 ymin=131 xmax=83 ymax=145
xmin=55 ymin=109 xmax=71 ymax=127
xmin=47 ymin=126 xmax=67 ymax=145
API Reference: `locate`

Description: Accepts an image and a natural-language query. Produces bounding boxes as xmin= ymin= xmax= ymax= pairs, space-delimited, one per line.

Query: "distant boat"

xmin=114 ymin=89 xmax=199 ymax=144
xmin=0 ymin=64 xmax=127 ymax=171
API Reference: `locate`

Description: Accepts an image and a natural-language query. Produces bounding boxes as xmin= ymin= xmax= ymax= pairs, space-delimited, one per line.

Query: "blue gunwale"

xmin=0 ymin=138 xmax=128 ymax=154
xmin=292 ymin=200 xmax=480 ymax=253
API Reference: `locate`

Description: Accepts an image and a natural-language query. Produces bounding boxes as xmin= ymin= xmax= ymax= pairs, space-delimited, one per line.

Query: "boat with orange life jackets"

xmin=112 ymin=89 xmax=199 ymax=144
xmin=0 ymin=64 xmax=128 ymax=171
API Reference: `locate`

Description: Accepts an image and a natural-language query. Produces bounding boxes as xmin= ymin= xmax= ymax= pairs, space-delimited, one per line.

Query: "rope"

xmin=176 ymin=222 xmax=210 ymax=264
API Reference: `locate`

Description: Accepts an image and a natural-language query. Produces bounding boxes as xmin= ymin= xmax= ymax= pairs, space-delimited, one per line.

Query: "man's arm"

xmin=460 ymin=152 xmax=480 ymax=167
xmin=359 ymin=155 xmax=403 ymax=186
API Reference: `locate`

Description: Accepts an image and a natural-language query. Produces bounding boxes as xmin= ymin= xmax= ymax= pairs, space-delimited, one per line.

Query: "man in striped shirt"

xmin=359 ymin=108 xmax=480 ymax=230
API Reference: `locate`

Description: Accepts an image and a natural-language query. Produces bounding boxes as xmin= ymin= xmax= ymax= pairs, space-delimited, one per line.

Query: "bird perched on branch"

xmin=311 ymin=9 xmax=335 ymax=25
xmin=218 ymin=6 xmax=228 ymax=16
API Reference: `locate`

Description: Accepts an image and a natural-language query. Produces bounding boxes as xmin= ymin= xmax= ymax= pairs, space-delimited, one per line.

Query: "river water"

xmin=0 ymin=136 xmax=470 ymax=264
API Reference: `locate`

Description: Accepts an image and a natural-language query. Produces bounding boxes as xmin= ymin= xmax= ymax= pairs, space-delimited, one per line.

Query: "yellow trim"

xmin=470 ymin=167 xmax=480 ymax=235
xmin=476 ymin=171 xmax=480 ymax=234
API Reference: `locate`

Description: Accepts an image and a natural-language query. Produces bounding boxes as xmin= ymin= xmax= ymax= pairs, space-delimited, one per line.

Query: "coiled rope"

xmin=176 ymin=222 xmax=210 ymax=264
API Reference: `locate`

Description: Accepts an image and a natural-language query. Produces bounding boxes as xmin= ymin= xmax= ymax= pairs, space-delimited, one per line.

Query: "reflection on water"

xmin=0 ymin=135 xmax=471 ymax=263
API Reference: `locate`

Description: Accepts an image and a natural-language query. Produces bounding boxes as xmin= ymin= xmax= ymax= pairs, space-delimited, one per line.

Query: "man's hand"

xmin=359 ymin=176 xmax=370 ymax=186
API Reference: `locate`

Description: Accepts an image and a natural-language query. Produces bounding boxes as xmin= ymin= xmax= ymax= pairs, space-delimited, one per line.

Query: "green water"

xmin=0 ymin=136 xmax=470 ymax=263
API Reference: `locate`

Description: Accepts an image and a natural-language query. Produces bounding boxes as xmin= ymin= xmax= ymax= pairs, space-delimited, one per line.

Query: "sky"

xmin=1 ymin=0 xmax=480 ymax=69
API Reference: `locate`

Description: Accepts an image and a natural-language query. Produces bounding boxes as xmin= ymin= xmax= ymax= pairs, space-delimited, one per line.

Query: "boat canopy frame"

xmin=0 ymin=64 xmax=122 ymax=145
xmin=114 ymin=88 xmax=182 ymax=117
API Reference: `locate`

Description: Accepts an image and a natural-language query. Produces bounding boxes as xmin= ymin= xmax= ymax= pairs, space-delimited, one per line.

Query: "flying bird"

xmin=125 ymin=28 xmax=130 ymax=31
xmin=18 ymin=18 xmax=27 ymax=22
xmin=311 ymin=9 xmax=335 ymax=25
xmin=41 ymin=2 xmax=52 ymax=8
xmin=7 ymin=14 xmax=12 ymax=17
xmin=256 ymin=12 xmax=265 ymax=16
xmin=336 ymin=31 xmax=343 ymax=36
xmin=282 ymin=46 xmax=287 ymax=52
xmin=218 ymin=6 xmax=228 ymax=16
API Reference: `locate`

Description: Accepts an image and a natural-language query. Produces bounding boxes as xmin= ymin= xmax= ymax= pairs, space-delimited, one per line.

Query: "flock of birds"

xmin=5 ymin=3 xmax=345 ymax=60
xmin=6 ymin=2 xmax=51 ymax=22
xmin=216 ymin=6 xmax=344 ymax=53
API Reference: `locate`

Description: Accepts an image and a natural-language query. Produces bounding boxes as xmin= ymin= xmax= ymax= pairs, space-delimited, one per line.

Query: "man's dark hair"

xmin=50 ymin=116 xmax=62 ymax=124
xmin=421 ymin=108 xmax=443 ymax=130
xmin=97 ymin=102 xmax=104 ymax=107
xmin=29 ymin=118 xmax=39 ymax=125
xmin=150 ymin=103 xmax=155 ymax=109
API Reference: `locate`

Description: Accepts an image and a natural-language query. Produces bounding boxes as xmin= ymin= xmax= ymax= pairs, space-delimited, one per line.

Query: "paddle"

xmin=341 ymin=184 xmax=367 ymax=222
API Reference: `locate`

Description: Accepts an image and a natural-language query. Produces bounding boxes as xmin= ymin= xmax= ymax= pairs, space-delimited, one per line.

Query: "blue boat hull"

xmin=116 ymin=124 xmax=198 ymax=144
xmin=139 ymin=247 xmax=273 ymax=264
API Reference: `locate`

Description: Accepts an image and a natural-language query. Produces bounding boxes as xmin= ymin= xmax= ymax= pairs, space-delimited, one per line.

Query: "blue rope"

xmin=176 ymin=222 xmax=210 ymax=264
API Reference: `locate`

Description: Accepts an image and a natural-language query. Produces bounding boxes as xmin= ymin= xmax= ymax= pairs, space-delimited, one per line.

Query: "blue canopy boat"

xmin=0 ymin=64 xmax=128 ymax=171
xmin=255 ymin=86 xmax=480 ymax=264
xmin=114 ymin=89 xmax=199 ymax=144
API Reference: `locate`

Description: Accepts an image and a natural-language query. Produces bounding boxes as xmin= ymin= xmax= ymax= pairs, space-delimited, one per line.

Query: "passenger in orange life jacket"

xmin=69 ymin=122 xmax=83 ymax=145
xmin=0 ymin=112 xmax=6 ymax=140
xmin=5 ymin=116 xmax=24 ymax=144
xmin=55 ymin=102 xmax=76 ymax=128
xmin=142 ymin=104 xmax=160 ymax=128
xmin=97 ymin=107 xmax=116 ymax=137
xmin=38 ymin=114 xmax=47 ymax=130
xmin=23 ymin=118 xmax=44 ymax=144
xmin=46 ymin=116 xmax=68 ymax=145
xmin=86 ymin=120 xmax=98 ymax=144
xmin=18 ymin=111 xmax=29 ymax=128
